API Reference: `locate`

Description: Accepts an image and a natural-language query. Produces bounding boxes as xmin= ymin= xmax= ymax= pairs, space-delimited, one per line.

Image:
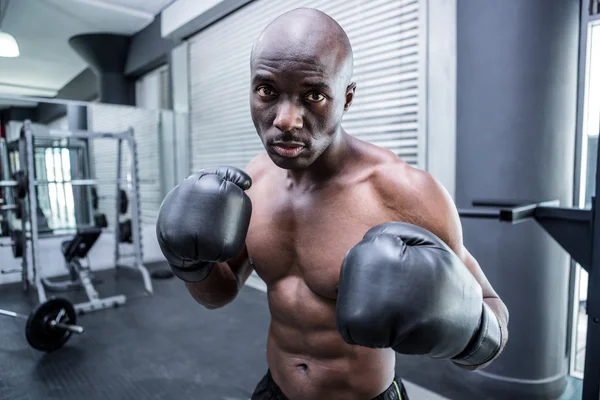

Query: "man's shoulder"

xmin=365 ymin=149 xmax=452 ymax=221
xmin=366 ymin=152 xmax=434 ymax=202
xmin=244 ymin=152 xmax=271 ymax=184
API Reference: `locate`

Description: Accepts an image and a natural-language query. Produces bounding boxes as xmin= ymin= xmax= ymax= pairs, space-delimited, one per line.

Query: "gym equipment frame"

xmin=0 ymin=120 xmax=153 ymax=314
xmin=458 ymin=142 xmax=600 ymax=399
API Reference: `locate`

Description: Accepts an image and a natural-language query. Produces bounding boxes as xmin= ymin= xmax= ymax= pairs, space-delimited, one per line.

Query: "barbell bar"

xmin=0 ymin=298 xmax=84 ymax=352
xmin=0 ymin=178 xmax=157 ymax=187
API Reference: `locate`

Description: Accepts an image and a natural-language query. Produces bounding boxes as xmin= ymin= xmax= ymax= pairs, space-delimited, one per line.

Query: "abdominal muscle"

xmin=265 ymin=276 xmax=396 ymax=400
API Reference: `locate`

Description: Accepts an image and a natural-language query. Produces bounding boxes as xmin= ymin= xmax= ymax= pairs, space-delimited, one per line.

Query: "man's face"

xmin=250 ymin=40 xmax=353 ymax=170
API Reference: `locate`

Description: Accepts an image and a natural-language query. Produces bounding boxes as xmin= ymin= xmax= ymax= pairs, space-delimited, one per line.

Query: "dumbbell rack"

xmin=12 ymin=120 xmax=153 ymax=314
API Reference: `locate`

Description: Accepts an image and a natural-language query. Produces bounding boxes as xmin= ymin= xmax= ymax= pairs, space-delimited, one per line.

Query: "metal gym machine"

xmin=0 ymin=120 xmax=153 ymax=316
xmin=458 ymin=142 xmax=600 ymax=398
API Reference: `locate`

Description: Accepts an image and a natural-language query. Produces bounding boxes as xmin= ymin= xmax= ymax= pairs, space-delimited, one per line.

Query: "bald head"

xmin=251 ymin=8 xmax=354 ymax=85
xmin=249 ymin=9 xmax=357 ymax=171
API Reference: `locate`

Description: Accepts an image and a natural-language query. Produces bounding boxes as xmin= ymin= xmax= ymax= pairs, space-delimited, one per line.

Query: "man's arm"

xmin=185 ymin=247 xmax=254 ymax=309
xmin=375 ymin=162 xmax=509 ymax=369
xmin=185 ymin=154 xmax=266 ymax=309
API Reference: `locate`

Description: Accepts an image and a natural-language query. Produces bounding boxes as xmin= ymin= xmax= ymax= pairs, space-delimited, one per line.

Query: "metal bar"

xmin=23 ymin=121 xmax=46 ymax=303
xmin=1 ymin=269 xmax=22 ymax=275
xmin=458 ymin=208 xmax=500 ymax=219
xmin=34 ymin=179 xmax=97 ymax=186
xmin=25 ymin=125 xmax=133 ymax=141
xmin=114 ymin=139 xmax=122 ymax=267
xmin=59 ymin=148 xmax=70 ymax=227
xmin=73 ymin=295 xmax=127 ymax=314
xmin=0 ymin=309 xmax=21 ymax=318
xmin=0 ymin=139 xmax=14 ymax=207
xmin=581 ymin=116 xmax=600 ymax=398
xmin=82 ymin=147 xmax=95 ymax=227
xmin=52 ymin=148 xmax=64 ymax=226
xmin=0 ymin=205 xmax=17 ymax=211
xmin=49 ymin=320 xmax=84 ymax=334
xmin=471 ymin=199 xmax=530 ymax=208
xmin=2 ymin=179 xmax=154 ymax=187
xmin=534 ymin=207 xmax=593 ymax=272
xmin=64 ymin=131 xmax=134 ymax=141
xmin=128 ymin=131 xmax=153 ymax=294
xmin=0 ymin=309 xmax=28 ymax=320
xmin=499 ymin=203 xmax=538 ymax=222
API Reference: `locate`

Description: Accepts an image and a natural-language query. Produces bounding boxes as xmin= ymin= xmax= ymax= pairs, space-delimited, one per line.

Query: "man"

xmin=156 ymin=8 xmax=509 ymax=400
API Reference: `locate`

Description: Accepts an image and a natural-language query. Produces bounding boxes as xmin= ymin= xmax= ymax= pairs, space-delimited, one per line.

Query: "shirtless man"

xmin=156 ymin=8 xmax=509 ymax=400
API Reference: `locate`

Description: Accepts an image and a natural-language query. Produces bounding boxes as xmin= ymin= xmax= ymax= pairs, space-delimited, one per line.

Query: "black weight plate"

xmin=119 ymin=189 xmax=128 ymax=215
xmin=119 ymin=219 xmax=132 ymax=243
xmin=14 ymin=200 xmax=23 ymax=220
xmin=26 ymin=298 xmax=77 ymax=352
xmin=12 ymin=170 xmax=27 ymax=199
xmin=0 ymin=219 xmax=9 ymax=237
xmin=11 ymin=229 xmax=24 ymax=258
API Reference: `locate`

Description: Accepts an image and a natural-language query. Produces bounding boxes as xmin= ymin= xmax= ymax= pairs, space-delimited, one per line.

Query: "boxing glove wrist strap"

xmin=169 ymin=261 xmax=214 ymax=283
xmin=451 ymin=302 xmax=501 ymax=367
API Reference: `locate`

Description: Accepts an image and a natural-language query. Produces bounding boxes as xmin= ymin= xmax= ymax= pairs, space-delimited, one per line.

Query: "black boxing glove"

xmin=156 ymin=166 xmax=252 ymax=282
xmin=336 ymin=222 xmax=501 ymax=367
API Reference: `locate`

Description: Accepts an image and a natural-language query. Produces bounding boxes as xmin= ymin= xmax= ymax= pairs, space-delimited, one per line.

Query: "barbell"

xmin=0 ymin=298 xmax=84 ymax=352
xmin=0 ymin=173 xmax=156 ymax=202
xmin=0 ymin=171 xmax=28 ymax=199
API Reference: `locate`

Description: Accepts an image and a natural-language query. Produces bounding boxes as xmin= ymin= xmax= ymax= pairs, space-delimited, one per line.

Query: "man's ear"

xmin=344 ymin=82 xmax=357 ymax=112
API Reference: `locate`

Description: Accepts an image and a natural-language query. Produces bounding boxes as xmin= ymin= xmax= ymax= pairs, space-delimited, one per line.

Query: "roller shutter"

xmin=87 ymin=104 xmax=162 ymax=225
xmin=188 ymin=0 xmax=423 ymax=171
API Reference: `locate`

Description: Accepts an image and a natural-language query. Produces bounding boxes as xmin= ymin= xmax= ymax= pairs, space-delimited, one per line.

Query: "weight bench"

xmin=42 ymin=227 xmax=126 ymax=314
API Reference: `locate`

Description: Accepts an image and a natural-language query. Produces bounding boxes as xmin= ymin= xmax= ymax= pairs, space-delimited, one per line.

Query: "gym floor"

xmin=0 ymin=263 xmax=584 ymax=400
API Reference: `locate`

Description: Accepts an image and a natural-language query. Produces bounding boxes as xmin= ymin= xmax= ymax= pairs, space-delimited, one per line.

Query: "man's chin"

xmin=267 ymin=152 xmax=310 ymax=170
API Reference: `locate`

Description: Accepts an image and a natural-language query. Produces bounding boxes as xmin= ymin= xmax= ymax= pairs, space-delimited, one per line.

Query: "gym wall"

xmin=187 ymin=0 xmax=425 ymax=172
xmin=87 ymin=103 xmax=163 ymax=226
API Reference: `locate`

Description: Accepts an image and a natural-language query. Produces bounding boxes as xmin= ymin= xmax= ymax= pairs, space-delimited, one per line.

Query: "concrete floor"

xmin=0 ymin=263 xmax=585 ymax=400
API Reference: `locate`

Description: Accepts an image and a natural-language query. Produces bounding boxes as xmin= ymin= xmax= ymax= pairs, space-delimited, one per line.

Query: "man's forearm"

xmin=185 ymin=262 xmax=240 ymax=309
xmin=184 ymin=254 xmax=254 ymax=309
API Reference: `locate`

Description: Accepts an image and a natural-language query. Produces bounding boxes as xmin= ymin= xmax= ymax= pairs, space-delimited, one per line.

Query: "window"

xmin=41 ymin=147 xmax=76 ymax=230
xmin=571 ymin=19 xmax=600 ymax=378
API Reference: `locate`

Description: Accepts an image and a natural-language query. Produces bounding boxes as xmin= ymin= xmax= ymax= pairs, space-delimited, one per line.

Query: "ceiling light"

xmin=0 ymin=32 xmax=18 ymax=57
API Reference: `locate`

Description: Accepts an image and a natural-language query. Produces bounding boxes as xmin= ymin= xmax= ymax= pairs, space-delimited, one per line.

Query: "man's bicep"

xmin=226 ymin=153 xmax=264 ymax=287
xmin=405 ymin=170 xmax=500 ymax=299
xmin=459 ymin=247 xmax=498 ymax=299
xmin=435 ymin=185 xmax=499 ymax=299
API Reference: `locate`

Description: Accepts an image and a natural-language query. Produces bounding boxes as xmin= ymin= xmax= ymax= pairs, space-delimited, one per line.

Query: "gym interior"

xmin=0 ymin=0 xmax=596 ymax=399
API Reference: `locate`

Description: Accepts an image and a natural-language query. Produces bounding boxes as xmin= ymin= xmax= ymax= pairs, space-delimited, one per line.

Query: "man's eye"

xmin=257 ymin=87 xmax=276 ymax=97
xmin=306 ymin=92 xmax=326 ymax=102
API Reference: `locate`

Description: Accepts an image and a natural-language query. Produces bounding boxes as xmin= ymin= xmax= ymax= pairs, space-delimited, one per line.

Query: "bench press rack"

xmin=3 ymin=120 xmax=153 ymax=314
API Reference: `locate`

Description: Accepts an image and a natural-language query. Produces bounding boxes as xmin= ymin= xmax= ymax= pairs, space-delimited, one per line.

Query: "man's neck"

xmin=286 ymin=129 xmax=353 ymax=190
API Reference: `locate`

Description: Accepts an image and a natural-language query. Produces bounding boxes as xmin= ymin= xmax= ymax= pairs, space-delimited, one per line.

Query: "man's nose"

xmin=273 ymin=101 xmax=303 ymax=132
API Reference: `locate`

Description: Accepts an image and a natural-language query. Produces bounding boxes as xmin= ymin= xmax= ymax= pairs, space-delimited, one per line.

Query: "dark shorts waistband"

xmin=251 ymin=370 xmax=410 ymax=400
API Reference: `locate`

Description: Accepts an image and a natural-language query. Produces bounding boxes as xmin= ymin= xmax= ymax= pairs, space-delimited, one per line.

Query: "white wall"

xmin=0 ymin=223 xmax=165 ymax=285
xmin=424 ymin=0 xmax=457 ymax=199
xmin=161 ymin=0 xmax=225 ymax=37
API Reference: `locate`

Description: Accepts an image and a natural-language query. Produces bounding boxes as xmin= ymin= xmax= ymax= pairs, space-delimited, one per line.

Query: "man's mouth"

xmin=270 ymin=142 xmax=305 ymax=158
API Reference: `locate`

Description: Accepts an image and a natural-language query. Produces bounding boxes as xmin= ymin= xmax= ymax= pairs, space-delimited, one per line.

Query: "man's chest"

xmin=245 ymin=184 xmax=395 ymax=298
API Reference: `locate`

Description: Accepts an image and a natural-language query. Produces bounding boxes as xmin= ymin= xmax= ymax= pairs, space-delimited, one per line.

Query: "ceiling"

xmin=0 ymin=0 xmax=175 ymax=98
